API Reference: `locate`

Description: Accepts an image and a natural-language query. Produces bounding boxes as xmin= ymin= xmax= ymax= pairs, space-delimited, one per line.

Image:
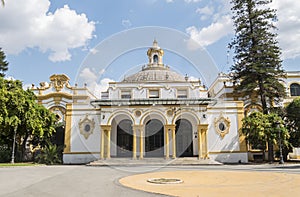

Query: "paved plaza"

xmin=1 ymin=163 xmax=300 ymax=197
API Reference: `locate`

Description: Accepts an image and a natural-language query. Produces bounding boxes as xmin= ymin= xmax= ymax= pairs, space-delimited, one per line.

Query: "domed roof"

xmin=123 ymin=66 xmax=186 ymax=82
xmin=122 ymin=40 xmax=186 ymax=83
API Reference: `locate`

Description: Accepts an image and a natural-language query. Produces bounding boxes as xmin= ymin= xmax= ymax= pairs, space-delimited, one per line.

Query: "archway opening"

xmin=117 ymin=119 xmax=133 ymax=157
xmin=175 ymin=119 xmax=193 ymax=157
xmin=153 ymin=54 xmax=158 ymax=63
xmin=145 ymin=119 xmax=164 ymax=157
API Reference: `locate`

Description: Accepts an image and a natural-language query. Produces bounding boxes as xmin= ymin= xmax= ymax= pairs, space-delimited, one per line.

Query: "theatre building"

xmin=33 ymin=41 xmax=249 ymax=164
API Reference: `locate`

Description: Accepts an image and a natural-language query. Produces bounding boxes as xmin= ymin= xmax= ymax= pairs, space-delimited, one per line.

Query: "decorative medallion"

xmin=167 ymin=109 xmax=173 ymax=116
xmin=79 ymin=114 xmax=95 ymax=139
xmin=135 ymin=110 xmax=142 ymax=117
xmin=214 ymin=113 xmax=231 ymax=139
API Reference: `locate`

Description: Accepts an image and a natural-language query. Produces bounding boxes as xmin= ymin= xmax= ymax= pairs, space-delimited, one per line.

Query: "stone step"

xmin=87 ymin=157 xmax=222 ymax=166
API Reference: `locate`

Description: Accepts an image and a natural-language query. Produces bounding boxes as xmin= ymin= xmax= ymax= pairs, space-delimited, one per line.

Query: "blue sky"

xmin=0 ymin=0 xmax=299 ymax=93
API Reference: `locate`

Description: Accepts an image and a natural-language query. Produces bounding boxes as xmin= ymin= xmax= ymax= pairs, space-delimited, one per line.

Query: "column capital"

xmin=198 ymin=124 xmax=209 ymax=131
xmin=100 ymin=125 xmax=111 ymax=131
xmin=132 ymin=125 xmax=143 ymax=130
xmin=164 ymin=124 xmax=176 ymax=131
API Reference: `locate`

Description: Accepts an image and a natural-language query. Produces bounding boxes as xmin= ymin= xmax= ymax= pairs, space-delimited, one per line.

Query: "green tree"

xmin=0 ymin=48 xmax=8 ymax=77
xmin=230 ymin=0 xmax=286 ymax=161
xmin=0 ymin=77 xmax=57 ymax=162
xmin=285 ymin=97 xmax=300 ymax=147
xmin=242 ymin=111 xmax=289 ymax=161
xmin=230 ymin=0 xmax=285 ymax=114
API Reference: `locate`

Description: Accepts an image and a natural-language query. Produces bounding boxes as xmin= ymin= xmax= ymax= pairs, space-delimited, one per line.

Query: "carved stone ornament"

xmin=79 ymin=114 xmax=95 ymax=139
xmin=50 ymin=74 xmax=71 ymax=92
xmin=214 ymin=113 xmax=231 ymax=139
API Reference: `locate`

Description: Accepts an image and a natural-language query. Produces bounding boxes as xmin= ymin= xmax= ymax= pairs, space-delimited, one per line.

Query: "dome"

xmin=123 ymin=66 xmax=186 ymax=82
xmin=122 ymin=40 xmax=187 ymax=83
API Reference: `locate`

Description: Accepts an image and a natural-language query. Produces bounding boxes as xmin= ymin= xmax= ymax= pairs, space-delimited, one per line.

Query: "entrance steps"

xmin=87 ymin=157 xmax=222 ymax=166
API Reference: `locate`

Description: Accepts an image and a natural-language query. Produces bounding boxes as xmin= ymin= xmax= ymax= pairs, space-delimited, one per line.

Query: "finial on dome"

xmin=153 ymin=39 xmax=159 ymax=49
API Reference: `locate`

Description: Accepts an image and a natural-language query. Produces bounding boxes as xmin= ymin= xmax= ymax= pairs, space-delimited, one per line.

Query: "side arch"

xmin=107 ymin=110 xmax=134 ymax=125
xmin=140 ymin=109 xmax=167 ymax=125
xmin=172 ymin=110 xmax=200 ymax=125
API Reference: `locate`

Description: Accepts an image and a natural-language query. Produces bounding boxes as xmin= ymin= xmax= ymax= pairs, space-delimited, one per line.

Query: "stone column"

xmin=140 ymin=128 xmax=144 ymax=159
xmin=100 ymin=125 xmax=111 ymax=159
xmin=132 ymin=125 xmax=139 ymax=160
xmin=204 ymin=127 xmax=209 ymax=159
xmin=172 ymin=129 xmax=176 ymax=158
xmin=198 ymin=124 xmax=209 ymax=159
xmin=100 ymin=129 xmax=104 ymax=159
xmin=197 ymin=125 xmax=202 ymax=159
xmin=164 ymin=126 xmax=170 ymax=159
xmin=165 ymin=124 xmax=176 ymax=159
xmin=64 ymin=103 xmax=72 ymax=154
xmin=107 ymin=129 xmax=111 ymax=159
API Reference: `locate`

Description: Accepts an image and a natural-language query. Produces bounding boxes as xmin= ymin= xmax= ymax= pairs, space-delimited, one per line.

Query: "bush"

xmin=36 ymin=143 xmax=62 ymax=165
xmin=0 ymin=149 xmax=11 ymax=163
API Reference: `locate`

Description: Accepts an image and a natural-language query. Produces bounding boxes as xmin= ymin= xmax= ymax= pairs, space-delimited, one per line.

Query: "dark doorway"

xmin=145 ymin=119 xmax=164 ymax=157
xmin=117 ymin=119 xmax=133 ymax=157
xmin=52 ymin=124 xmax=65 ymax=147
xmin=175 ymin=119 xmax=193 ymax=157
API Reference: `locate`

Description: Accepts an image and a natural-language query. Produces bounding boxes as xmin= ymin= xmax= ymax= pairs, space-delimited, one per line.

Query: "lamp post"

xmin=11 ymin=127 xmax=17 ymax=164
xmin=276 ymin=121 xmax=284 ymax=164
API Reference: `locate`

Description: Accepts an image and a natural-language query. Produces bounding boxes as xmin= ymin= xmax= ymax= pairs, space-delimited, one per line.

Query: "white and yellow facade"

xmin=208 ymin=70 xmax=300 ymax=161
xmin=33 ymin=41 xmax=250 ymax=164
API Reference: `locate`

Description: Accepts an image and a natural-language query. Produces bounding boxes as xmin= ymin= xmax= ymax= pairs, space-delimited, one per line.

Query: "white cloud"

xmin=79 ymin=68 xmax=97 ymax=82
xmin=99 ymin=69 xmax=105 ymax=75
xmin=0 ymin=0 xmax=95 ymax=62
xmin=196 ymin=6 xmax=214 ymax=15
xmin=166 ymin=0 xmax=174 ymax=3
xmin=196 ymin=6 xmax=214 ymax=20
xmin=122 ymin=19 xmax=132 ymax=29
xmin=89 ymin=48 xmax=99 ymax=55
xmin=186 ymin=15 xmax=233 ymax=48
xmin=79 ymin=67 xmax=114 ymax=98
xmin=186 ymin=0 xmax=232 ymax=49
xmin=271 ymin=0 xmax=300 ymax=59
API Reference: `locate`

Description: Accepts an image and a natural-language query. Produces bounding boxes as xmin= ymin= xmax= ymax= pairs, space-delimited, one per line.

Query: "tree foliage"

xmin=230 ymin=0 xmax=286 ymax=114
xmin=0 ymin=77 xmax=57 ymax=161
xmin=242 ymin=111 xmax=289 ymax=158
xmin=242 ymin=112 xmax=289 ymax=153
xmin=285 ymin=97 xmax=300 ymax=147
xmin=0 ymin=48 xmax=8 ymax=77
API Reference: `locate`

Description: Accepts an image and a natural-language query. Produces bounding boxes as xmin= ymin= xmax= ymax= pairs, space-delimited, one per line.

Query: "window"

xmin=177 ymin=89 xmax=187 ymax=98
xmin=153 ymin=55 xmax=158 ymax=63
xmin=149 ymin=90 xmax=159 ymax=98
xmin=290 ymin=83 xmax=300 ymax=96
xmin=121 ymin=90 xmax=131 ymax=99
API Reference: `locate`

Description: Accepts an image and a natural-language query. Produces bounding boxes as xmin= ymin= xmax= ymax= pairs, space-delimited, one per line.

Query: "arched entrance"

xmin=175 ymin=119 xmax=193 ymax=157
xmin=145 ymin=119 xmax=164 ymax=157
xmin=117 ymin=119 xmax=133 ymax=157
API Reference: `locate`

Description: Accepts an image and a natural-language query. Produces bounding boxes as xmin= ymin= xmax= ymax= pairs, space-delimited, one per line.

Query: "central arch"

xmin=117 ymin=119 xmax=133 ymax=157
xmin=145 ymin=119 xmax=164 ymax=157
xmin=175 ymin=119 xmax=193 ymax=157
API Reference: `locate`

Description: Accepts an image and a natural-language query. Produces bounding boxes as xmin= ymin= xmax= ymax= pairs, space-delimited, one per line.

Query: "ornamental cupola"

xmin=146 ymin=39 xmax=164 ymax=67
